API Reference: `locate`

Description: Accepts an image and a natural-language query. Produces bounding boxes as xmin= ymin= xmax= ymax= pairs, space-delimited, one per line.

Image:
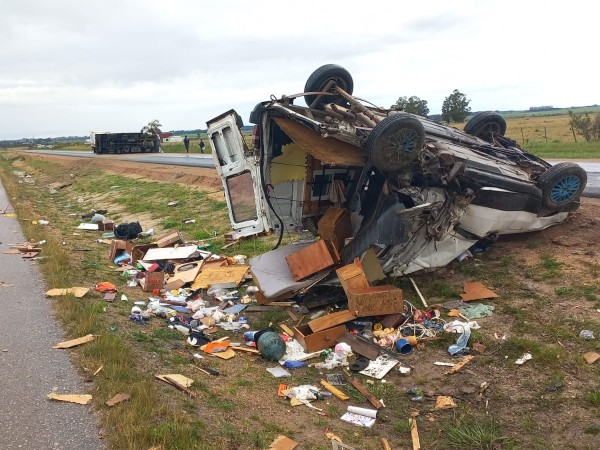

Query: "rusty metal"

xmin=333 ymin=86 xmax=383 ymax=124
xmin=308 ymin=79 xmax=336 ymax=109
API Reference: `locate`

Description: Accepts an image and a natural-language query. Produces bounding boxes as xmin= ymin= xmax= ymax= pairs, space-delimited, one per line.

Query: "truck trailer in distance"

xmin=91 ymin=132 xmax=160 ymax=154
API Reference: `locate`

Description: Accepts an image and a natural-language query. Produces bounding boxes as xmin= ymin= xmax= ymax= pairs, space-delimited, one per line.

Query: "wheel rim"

xmin=550 ymin=175 xmax=580 ymax=203
xmin=381 ymin=128 xmax=421 ymax=165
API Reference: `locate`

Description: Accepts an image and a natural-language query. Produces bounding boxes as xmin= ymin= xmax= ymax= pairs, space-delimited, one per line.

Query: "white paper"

xmin=340 ymin=412 xmax=376 ymax=428
xmin=77 ymin=223 xmax=99 ymax=230
xmin=143 ymin=245 xmax=198 ymax=261
xmin=359 ymin=355 xmax=399 ymax=379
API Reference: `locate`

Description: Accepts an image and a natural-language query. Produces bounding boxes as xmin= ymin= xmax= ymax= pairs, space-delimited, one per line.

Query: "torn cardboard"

xmin=460 ymin=282 xmax=498 ymax=301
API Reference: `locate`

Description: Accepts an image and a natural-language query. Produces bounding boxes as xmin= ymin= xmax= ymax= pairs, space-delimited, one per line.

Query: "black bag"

xmin=114 ymin=222 xmax=142 ymax=240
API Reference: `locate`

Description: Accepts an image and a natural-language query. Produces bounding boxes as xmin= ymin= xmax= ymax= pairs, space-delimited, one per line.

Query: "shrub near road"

xmin=1 ymin=151 xmax=600 ymax=449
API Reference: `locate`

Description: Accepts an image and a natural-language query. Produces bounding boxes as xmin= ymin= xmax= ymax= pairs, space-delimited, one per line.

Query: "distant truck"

xmin=91 ymin=132 xmax=160 ymax=154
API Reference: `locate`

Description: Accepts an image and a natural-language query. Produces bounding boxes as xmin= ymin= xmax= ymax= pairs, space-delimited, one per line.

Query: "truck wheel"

xmin=365 ymin=114 xmax=425 ymax=172
xmin=538 ymin=162 xmax=587 ymax=209
xmin=464 ymin=111 xmax=507 ymax=143
xmin=304 ymin=64 xmax=353 ymax=109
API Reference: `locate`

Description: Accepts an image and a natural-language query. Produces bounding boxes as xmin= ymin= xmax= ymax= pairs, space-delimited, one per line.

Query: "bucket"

xmin=395 ymin=338 xmax=413 ymax=355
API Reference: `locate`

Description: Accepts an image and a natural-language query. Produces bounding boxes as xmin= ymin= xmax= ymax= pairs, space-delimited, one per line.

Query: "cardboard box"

xmin=336 ymin=260 xmax=404 ymax=317
xmin=140 ymin=271 xmax=164 ymax=292
xmin=109 ymin=239 xmax=133 ymax=262
xmin=154 ymin=231 xmax=184 ymax=248
xmin=98 ymin=220 xmax=114 ymax=231
xmin=318 ymin=207 xmax=352 ymax=254
xmin=130 ymin=243 xmax=157 ymax=264
xmin=293 ymin=324 xmax=346 ymax=352
xmin=109 ymin=240 xmax=157 ymax=264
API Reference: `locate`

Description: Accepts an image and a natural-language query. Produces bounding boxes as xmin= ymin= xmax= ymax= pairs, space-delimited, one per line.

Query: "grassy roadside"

xmin=1 ymin=151 xmax=600 ymax=449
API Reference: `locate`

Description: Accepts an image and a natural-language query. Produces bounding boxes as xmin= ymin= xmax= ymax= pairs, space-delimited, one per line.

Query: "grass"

xmin=3 ymin=150 xmax=600 ymax=449
xmin=444 ymin=415 xmax=507 ymax=449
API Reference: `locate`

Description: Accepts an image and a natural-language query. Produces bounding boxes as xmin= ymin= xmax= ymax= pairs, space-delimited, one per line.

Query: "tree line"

xmin=391 ymin=90 xmax=472 ymax=123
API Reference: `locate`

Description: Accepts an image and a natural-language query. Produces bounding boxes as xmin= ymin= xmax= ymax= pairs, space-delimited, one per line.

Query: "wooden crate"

xmin=294 ymin=324 xmax=346 ymax=353
xmin=337 ymin=260 xmax=404 ymax=317
xmin=285 ymin=240 xmax=339 ymax=281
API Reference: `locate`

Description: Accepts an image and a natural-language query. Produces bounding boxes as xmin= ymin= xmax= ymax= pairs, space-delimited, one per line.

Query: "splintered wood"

xmin=52 ymin=334 xmax=95 ymax=349
xmin=47 ymin=393 xmax=92 ymax=405
xmin=445 ymin=355 xmax=474 ymax=374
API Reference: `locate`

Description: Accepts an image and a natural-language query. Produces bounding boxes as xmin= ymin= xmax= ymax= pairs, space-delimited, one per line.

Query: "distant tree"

xmin=391 ymin=95 xmax=430 ymax=117
xmin=441 ymin=89 xmax=471 ymax=123
xmin=141 ymin=119 xmax=162 ymax=137
xmin=568 ymin=110 xmax=600 ymax=142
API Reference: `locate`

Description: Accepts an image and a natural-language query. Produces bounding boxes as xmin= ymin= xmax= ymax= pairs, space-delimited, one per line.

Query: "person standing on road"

xmin=183 ymin=135 xmax=190 ymax=154
xmin=199 ymin=138 xmax=206 ymax=153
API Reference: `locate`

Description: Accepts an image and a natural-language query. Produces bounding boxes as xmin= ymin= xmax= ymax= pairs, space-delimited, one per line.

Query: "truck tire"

xmin=464 ymin=111 xmax=507 ymax=143
xmin=538 ymin=162 xmax=587 ymax=209
xmin=365 ymin=114 xmax=425 ymax=172
xmin=304 ymin=64 xmax=353 ymax=109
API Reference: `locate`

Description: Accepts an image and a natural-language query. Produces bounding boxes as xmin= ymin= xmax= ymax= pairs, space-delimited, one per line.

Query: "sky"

xmin=0 ymin=0 xmax=598 ymax=140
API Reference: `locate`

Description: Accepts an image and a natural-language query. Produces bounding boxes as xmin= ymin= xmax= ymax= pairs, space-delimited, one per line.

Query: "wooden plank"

xmin=52 ymin=334 xmax=95 ymax=349
xmin=279 ymin=323 xmax=295 ymax=337
xmin=319 ymin=379 xmax=349 ymax=401
xmin=106 ymin=392 xmax=131 ymax=407
xmin=308 ymin=310 xmax=356 ymax=333
xmin=380 ymin=438 xmax=392 ymax=450
xmin=409 ymin=418 xmax=420 ymax=450
xmin=163 ymin=376 xmax=197 ymax=398
xmin=348 ymin=377 xmax=383 ymax=409
xmin=336 ymin=331 xmax=379 ymax=360
xmin=274 ymin=117 xmax=365 ymax=167
xmin=246 ymin=305 xmax=288 ymax=312
xmin=445 ymin=355 xmax=475 ymax=374
xmin=47 ymin=393 xmax=92 ymax=405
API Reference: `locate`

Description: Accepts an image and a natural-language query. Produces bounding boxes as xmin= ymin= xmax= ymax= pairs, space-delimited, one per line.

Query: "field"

xmin=1 ymin=150 xmax=599 ymax=450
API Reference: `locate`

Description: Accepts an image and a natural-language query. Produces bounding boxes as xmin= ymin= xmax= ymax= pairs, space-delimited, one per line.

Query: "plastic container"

xmin=395 ymin=338 xmax=413 ymax=354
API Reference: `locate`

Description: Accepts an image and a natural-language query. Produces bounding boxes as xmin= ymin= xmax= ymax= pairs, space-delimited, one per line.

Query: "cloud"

xmin=0 ymin=0 xmax=598 ymax=139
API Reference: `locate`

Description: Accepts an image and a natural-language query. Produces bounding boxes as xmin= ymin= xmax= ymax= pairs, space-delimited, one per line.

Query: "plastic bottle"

xmin=284 ymin=360 xmax=308 ymax=369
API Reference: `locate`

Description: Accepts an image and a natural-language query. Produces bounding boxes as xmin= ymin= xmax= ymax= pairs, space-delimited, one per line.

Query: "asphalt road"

xmin=0 ymin=183 xmax=104 ymax=450
xmin=24 ymin=150 xmax=600 ymax=197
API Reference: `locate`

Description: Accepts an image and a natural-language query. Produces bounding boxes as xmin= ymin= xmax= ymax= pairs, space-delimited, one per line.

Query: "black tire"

xmin=538 ymin=162 xmax=587 ymax=209
xmin=365 ymin=114 xmax=425 ymax=172
xmin=464 ymin=111 xmax=507 ymax=142
xmin=304 ymin=64 xmax=353 ymax=109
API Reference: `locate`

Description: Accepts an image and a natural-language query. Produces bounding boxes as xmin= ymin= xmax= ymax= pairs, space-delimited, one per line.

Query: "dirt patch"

xmin=24 ymin=153 xmax=224 ymax=197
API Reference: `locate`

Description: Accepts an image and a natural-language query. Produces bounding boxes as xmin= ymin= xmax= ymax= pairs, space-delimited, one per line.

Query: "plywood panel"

xmin=274 ymin=118 xmax=365 ymax=167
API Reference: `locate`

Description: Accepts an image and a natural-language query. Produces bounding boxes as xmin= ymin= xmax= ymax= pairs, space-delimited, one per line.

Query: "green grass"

xmin=445 ymin=415 xmax=508 ymax=449
xmin=526 ymin=141 xmax=600 ymax=159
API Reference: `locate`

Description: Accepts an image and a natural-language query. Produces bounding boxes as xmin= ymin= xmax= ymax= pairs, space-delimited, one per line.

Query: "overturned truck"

xmin=91 ymin=132 xmax=160 ymax=154
xmin=207 ymin=64 xmax=586 ymax=298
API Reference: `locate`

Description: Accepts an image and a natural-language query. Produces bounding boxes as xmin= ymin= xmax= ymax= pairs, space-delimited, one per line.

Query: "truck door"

xmin=207 ymin=110 xmax=270 ymax=239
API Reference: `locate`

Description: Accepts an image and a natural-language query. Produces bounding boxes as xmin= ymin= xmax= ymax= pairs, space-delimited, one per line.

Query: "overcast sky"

xmin=1 ymin=0 xmax=597 ymax=140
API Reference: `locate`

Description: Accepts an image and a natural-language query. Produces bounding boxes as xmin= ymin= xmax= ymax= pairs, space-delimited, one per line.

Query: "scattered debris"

xmin=47 ymin=393 xmax=92 ymax=405
xmin=580 ymin=330 xmax=595 ymax=340
xmin=52 ymin=334 xmax=95 ymax=349
xmin=583 ymin=352 xmax=600 ymax=364
xmin=268 ymin=435 xmax=298 ymax=450
xmin=45 ymin=287 xmax=90 ymax=298
xmin=409 ymin=418 xmax=421 ymax=450
xmin=460 ymin=282 xmax=499 ymax=301
xmin=515 ymin=352 xmax=533 ymax=365
xmin=446 ymin=355 xmax=475 ymax=374
xmin=340 ymin=406 xmax=378 ymax=428
xmin=106 ymin=393 xmax=131 ymax=407
xmin=435 ymin=395 xmax=457 ymax=410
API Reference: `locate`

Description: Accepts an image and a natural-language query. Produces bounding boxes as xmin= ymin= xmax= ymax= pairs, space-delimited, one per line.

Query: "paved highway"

xmin=25 ymin=150 xmax=600 ymax=197
xmin=0 ymin=183 xmax=104 ymax=450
